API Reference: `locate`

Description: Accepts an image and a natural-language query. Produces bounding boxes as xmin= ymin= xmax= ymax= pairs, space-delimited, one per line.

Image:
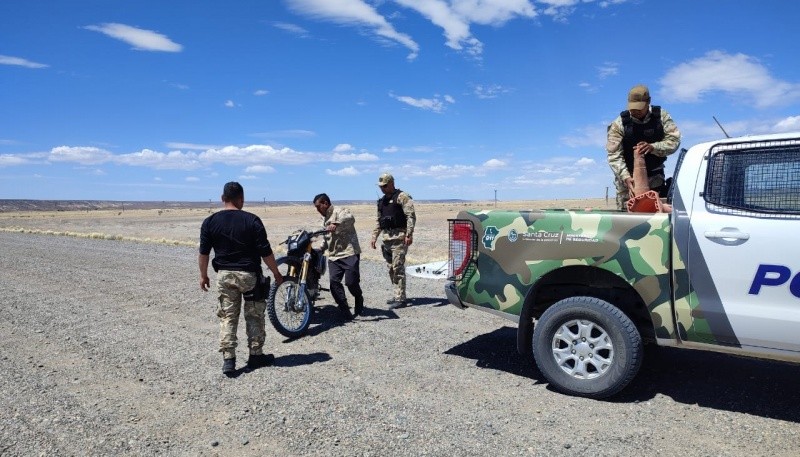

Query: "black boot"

xmin=337 ymin=302 xmax=353 ymax=320
xmin=354 ymin=295 xmax=364 ymax=316
xmin=222 ymin=358 xmax=236 ymax=376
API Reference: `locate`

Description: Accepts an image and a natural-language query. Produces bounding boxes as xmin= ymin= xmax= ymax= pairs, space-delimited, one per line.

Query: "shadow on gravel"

xmin=407 ymin=296 xmax=449 ymax=307
xmin=447 ymin=326 xmax=800 ymax=422
xmin=273 ymin=352 xmax=332 ymax=368
xmin=615 ymin=346 xmax=800 ymax=422
xmin=444 ymin=326 xmax=542 ymax=380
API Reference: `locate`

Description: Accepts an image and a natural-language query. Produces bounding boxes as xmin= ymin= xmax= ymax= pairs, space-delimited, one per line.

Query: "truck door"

xmin=685 ymin=136 xmax=800 ymax=353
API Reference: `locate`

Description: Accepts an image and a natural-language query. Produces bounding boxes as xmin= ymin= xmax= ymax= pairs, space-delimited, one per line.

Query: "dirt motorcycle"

xmin=266 ymin=228 xmax=327 ymax=338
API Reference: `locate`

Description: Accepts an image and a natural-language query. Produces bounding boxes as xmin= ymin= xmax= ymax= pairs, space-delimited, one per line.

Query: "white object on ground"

xmin=406 ymin=260 xmax=449 ymax=279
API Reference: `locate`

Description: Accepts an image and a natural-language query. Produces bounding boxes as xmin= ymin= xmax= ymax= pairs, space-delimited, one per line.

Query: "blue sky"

xmin=2 ymin=0 xmax=799 ymax=202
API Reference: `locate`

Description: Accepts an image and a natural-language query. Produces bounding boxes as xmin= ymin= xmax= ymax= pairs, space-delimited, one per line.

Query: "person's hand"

xmin=370 ymin=238 xmax=377 ymax=249
xmin=624 ymin=177 xmax=635 ymax=191
xmin=200 ymin=276 xmax=210 ymax=291
xmin=404 ymin=235 xmax=413 ymax=246
xmin=326 ymin=223 xmax=337 ymax=232
xmin=273 ymin=275 xmax=283 ymax=286
xmin=634 ymin=142 xmax=653 ymax=155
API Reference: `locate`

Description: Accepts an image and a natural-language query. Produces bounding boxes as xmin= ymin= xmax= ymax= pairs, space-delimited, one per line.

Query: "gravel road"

xmin=2 ymin=231 xmax=800 ymax=456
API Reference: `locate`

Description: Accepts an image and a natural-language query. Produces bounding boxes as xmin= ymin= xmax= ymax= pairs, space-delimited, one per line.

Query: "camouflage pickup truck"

xmin=445 ymin=132 xmax=800 ymax=398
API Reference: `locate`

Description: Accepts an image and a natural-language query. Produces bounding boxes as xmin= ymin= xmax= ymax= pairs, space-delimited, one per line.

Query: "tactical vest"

xmin=377 ymin=189 xmax=407 ymax=230
xmin=621 ymin=105 xmax=666 ymax=176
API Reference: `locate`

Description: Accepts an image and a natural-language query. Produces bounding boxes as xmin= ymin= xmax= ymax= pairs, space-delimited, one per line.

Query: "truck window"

xmin=704 ymin=138 xmax=800 ymax=216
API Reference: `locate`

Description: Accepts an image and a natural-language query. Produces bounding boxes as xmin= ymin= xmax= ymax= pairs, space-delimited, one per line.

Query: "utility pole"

xmin=263 ymin=196 xmax=266 ymax=214
xmin=494 ymin=189 xmax=497 ymax=208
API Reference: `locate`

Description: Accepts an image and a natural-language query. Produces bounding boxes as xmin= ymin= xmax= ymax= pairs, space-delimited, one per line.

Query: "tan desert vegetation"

xmin=0 ymin=198 xmax=613 ymax=264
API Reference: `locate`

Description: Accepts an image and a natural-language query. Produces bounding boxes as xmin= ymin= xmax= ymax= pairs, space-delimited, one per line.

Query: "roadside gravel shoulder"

xmin=2 ymin=232 xmax=800 ymax=456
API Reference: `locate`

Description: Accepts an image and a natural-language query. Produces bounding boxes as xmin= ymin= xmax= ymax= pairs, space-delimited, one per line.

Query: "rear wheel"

xmin=532 ymin=296 xmax=642 ymax=399
xmin=267 ymin=277 xmax=313 ymax=338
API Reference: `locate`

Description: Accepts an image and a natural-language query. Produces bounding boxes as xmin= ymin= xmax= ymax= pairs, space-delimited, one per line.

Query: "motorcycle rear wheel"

xmin=267 ymin=276 xmax=313 ymax=339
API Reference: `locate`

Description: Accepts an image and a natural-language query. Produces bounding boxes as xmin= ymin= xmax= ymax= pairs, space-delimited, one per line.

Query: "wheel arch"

xmin=517 ymin=265 xmax=655 ymax=355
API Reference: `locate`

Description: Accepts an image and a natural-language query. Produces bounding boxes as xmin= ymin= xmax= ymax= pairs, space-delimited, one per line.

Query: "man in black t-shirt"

xmin=199 ymin=182 xmax=282 ymax=376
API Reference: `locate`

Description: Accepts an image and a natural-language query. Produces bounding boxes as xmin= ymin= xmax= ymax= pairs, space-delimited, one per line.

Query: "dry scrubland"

xmin=0 ymin=198 xmax=612 ymax=263
xmin=3 ymin=198 xmax=800 ymax=456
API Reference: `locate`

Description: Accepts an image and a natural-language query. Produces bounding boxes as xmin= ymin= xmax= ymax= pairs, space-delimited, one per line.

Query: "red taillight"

xmin=449 ymin=220 xmax=473 ymax=279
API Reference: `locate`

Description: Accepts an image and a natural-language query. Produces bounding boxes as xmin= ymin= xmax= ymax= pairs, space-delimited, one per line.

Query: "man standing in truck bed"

xmin=606 ymin=84 xmax=681 ymax=210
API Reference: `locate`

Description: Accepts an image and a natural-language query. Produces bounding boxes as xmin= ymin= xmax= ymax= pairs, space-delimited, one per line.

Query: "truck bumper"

xmin=445 ymin=281 xmax=466 ymax=309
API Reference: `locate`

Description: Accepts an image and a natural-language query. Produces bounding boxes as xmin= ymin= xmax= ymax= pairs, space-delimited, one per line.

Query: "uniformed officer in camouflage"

xmin=313 ymin=193 xmax=364 ymax=319
xmin=199 ymin=182 xmax=283 ymax=376
xmin=606 ymin=84 xmax=681 ymax=210
xmin=370 ymin=173 xmax=416 ymax=309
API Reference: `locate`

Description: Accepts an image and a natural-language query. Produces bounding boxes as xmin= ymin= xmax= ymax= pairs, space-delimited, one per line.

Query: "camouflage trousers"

xmin=614 ymin=174 xmax=665 ymax=210
xmin=383 ymin=238 xmax=408 ymax=301
xmin=215 ymin=270 xmax=266 ymax=360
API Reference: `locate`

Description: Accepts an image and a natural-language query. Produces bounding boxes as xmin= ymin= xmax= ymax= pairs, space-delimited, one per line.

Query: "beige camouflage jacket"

xmin=606 ymin=107 xmax=681 ymax=182
xmin=322 ymin=205 xmax=361 ymax=261
xmin=372 ymin=190 xmax=416 ymax=242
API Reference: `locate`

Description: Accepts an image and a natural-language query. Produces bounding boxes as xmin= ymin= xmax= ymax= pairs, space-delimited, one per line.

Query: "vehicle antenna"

xmin=712 ymin=116 xmax=730 ymax=138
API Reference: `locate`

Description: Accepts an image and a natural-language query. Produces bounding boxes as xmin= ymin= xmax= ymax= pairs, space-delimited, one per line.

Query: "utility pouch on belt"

xmin=379 ymin=216 xmax=395 ymax=230
xmin=244 ymin=273 xmax=271 ymax=302
xmin=381 ymin=243 xmax=393 ymax=263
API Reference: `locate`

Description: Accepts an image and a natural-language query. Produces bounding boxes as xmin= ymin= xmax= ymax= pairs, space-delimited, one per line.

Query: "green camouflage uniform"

xmin=606 ymin=107 xmax=681 ymax=210
xmin=372 ymin=191 xmax=416 ymax=301
xmin=215 ymin=270 xmax=266 ymax=359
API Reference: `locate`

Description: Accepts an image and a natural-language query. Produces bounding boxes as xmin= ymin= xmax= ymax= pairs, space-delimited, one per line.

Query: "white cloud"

xmin=331 ymin=152 xmax=379 ymax=162
xmin=245 ymin=165 xmax=277 ymax=173
xmin=575 ymin=157 xmax=595 ymax=166
xmin=165 ymin=142 xmax=221 ymax=151
xmin=285 ymin=0 xmax=419 ymax=59
xmin=326 ymin=166 xmax=360 ymax=176
xmin=0 ymin=55 xmax=48 ymax=68
xmin=224 ymin=100 xmax=235 ymax=108
xmin=483 ymin=158 xmax=506 ymax=168
xmin=660 ymin=51 xmax=800 ymax=109
xmin=561 ymin=123 xmax=608 ymax=148
xmin=390 ymin=93 xmax=455 ymax=113
xmin=238 ymin=175 xmax=257 ymax=180
xmin=0 ymin=154 xmax=28 ymax=166
xmin=115 ymin=149 xmax=201 ymax=170
xmin=396 ymin=0 xmax=536 ymax=57
xmin=333 ymin=143 xmax=354 ymax=152
xmin=597 ymin=62 xmax=618 ymax=79
xmin=200 ymin=145 xmax=312 ymax=165
xmin=272 ymin=22 xmax=310 ymax=37
xmin=472 ymin=83 xmax=510 ymax=99
xmin=251 ymin=129 xmax=316 ymax=139
xmin=185 ymin=176 xmax=200 ymax=182
xmin=49 ymin=146 xmax=113 ymax=165
xmin=774 ymin=116 xmax=800 ymax=132
xmin=84 ymin=23 xmax=183 ymax=52
xmin=254 ymin=89 xmax=269 ymax=96
xmin=383 ymin=146 xmax=399 ymax=153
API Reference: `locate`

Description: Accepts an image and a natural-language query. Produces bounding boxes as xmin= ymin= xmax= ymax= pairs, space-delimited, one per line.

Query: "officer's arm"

xmin=199 ymin=254 xmax=210 ymax=291
xmin=606 ymin=119 xmax=630 ymax=181
xmin=650 ymin=110 xmax=681 ymax=157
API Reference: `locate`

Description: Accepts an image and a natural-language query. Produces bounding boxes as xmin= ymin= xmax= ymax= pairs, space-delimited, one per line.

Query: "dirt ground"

xmin=2 ymin=198 xmax=800 ymax=456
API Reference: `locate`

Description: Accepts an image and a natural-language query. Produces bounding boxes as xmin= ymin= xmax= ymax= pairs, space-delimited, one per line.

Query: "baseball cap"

xmin=627 ymin=85 xmax=651 ymax=110
xmin=377 ymin=172 xmax=394 ymax=186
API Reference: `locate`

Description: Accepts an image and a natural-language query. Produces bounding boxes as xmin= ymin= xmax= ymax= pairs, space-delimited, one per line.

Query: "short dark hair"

xmin=312 ymin=193 xmax=331 ymax=205
xmin=222 ymin=182 xmax=244 ymax=202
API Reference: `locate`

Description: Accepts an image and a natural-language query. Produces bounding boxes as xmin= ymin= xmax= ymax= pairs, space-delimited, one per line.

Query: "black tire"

xmin=532 ymin=296 xmax=642 ymax=399
xmin=266 ymin=277 xmax=313 ymax=339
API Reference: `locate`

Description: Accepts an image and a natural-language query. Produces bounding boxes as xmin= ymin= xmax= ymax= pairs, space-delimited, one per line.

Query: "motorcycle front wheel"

xmin=266 ymin=276 xmax=313 ymax=339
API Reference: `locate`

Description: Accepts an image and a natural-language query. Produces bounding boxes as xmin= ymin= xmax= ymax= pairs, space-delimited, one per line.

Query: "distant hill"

xmin=0 ymin=199 xmax=469 ymax=212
